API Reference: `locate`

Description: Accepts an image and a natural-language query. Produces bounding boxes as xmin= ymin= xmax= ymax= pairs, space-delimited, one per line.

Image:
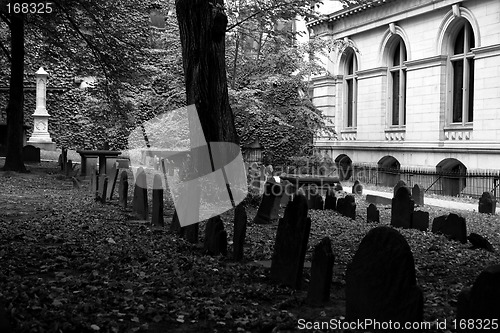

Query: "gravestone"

xmin=107 ymin=167 xmax=119 ymax=200
xmin=269 ymin=181 xmax=284 ymax=219
xmin=22 ymin=145 xmax=41 ymax=163
xmin=89 ymin=166 xmax=98 ymax=195
xmin=65 ymin=160 xmax=73 ymax=176
xmin=152 ymin=174 xmax=164 ymax=227
xmin=307 ymin=187 xmax=324 ymax=210
xmin=431 ymin=213 xmax=467 ymax=243
xmin=345 ymin=195 xmax=356 ymax=219
xmin=412 ymin=184 xmax=424 ymax=206
xmin=468 ymin=233 xmax=494 ymax=252
xmin=393 ymin=180 xmax=407 ymax=197
xmin=478 ymin=192 xmax=496 ymax=214
xmin=183 ymin=224 xmax=199 ymax=244
xmin=169 ymin=210 xmax=198 ymax=243
xmin=280 ymin=180 xmax=293 ymax=208
xmin=306 ymin=237 xmax=334 ymax=306
xmin=132 ymin=167 xmax=148 ymax=220
xmin=324 ymin=189 xmax=337 ymax=210
xmin=367 ymin=204 xmax=379 ymax=223
xmin=270 ymin=193 xmax=311 ymax=289
xmin=253 ymin=182 xmax=283 ymax=224
xmin=346 ymin=226 xmax=423 ymax=324
xmin=334 ymin=183 xmax=343 ymax=191
xmin=366 ymin=194 xmax=392 ymax=206
xmin=233 ymin=205 xmax=247 ymax=261
xmin=337 ymin=194 xmax=356 ymax=219
xmin=391 ymin=186 xmax=414 ymax=229
xmin=170 ymin=210 xmax=182 ymax=236
xmin=97 ymin=175 xmax=108 ymax=204
xmin=336 ymin=197 xmax=345 ymax=215
xmin=204 ymin=216 xmax=227 ymax=256
xmin=118 ymin=171 xmax=128 ymax=208
xmin=352 ymin=180 xmax=363 ymax=195
xmin=457 ymin=265 xmax=500 ymax=322
xmin=411 ymin=211 xmax=429 ymax=231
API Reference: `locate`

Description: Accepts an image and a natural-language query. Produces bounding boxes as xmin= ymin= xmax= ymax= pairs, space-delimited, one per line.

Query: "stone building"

xmin=308 ymin=0 xmax=500 ymax=193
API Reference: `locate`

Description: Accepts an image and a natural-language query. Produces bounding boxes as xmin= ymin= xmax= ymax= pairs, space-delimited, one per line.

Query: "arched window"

xmin=389 ymin=37 xmax=407 ymax=126
xmin=344 ymin=49 xmax=357 ymax=128
xmin=451 ymin=20 xmax=474 ymax=123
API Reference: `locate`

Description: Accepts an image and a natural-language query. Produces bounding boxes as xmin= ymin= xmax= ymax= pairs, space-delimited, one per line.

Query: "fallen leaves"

xmin=1 ymin=164 xmax=499 ymax=332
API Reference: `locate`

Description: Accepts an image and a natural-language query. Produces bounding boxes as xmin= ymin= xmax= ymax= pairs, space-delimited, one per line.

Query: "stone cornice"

xmin=356 ymin=67 xmax=388 ymax=79
xmin=472 ymin=44 xmax=500 ymax=60
xmin=405 ymin=55 xmax=448 ymax=71
xmin=311 ymin=0 xmax=466 ymax=39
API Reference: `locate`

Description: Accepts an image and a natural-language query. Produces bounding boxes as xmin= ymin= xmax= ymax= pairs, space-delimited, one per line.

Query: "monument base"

xmin=26 ymin=141 xmax=57 ymax=151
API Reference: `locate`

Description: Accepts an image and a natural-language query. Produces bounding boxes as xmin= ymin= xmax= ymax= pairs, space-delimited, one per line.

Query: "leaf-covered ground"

xmin=0 ymin=161 xmax=499 ymax=332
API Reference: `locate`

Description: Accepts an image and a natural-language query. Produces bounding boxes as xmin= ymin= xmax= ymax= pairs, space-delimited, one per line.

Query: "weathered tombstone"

xmin=253 ymin=181 xmax=283 ymax=224
xmin=324 ymin=189 xmax=337 ymax=210
xmin=132 ymin=167 xmax=148 ymax=220
xmin=339 ymin=194 xmax=356 ymax=219
xmin=431 ymin=213 xmax=467 ymax=243
xmin=23 ymin=145 xmax=40 ymax=163
xmin=118 ymin=171 xmax=128 ymax=208
xmin=412 ymin=184 xmax=424 ymax=206
xmin=336 ymin=197 xmax=345 ymax=215
xmin=478 ymin=191 xmax=496 ymax=214
xmin=65 ymin=160 xmax=73 ymax=176
xmin=270 ymin=193 xmax=311 ymax=289
xmin=352 ymin=180 xmax=363 ymax=195
xmin=280 ymin=180 xmax=293 ymax=208
xmin=216 ymin=229 xmax=228 ymax=256
xmin=107 ymin=167 xmax=119 ymax=200
xmin=269 ymin=181 xmax=284 ymax=219
xmin=411 ymin=211 xmax=429 ymax=231
xmin=391 ymin=186 xmax=414 ymax=229
xmin=393 ymin=179 xmax=407 ymax=197
xmin=89 ymin=166 xmax=98 ymax=195
xmin=97 ymin=175 xmax=108 ymax=204
xmin=233 ymin=205 xmax=247 ymax=261
xmin=152 ymin=174 xmax=164 ymax=227
xmin=307 ymin=187 xmax=324 ymax=210
xmin=306 ymin=237 xmax=335 ymax=306
xmin=457 ymin=265 xmax=500 ymax=322
xmin=468 ymin=233 xmax=494 ymax=252
xmin=170 ymin=210 xmax=183 ymax=236
xmin=183 ymin=224 xmax=199 ymax=244
xmin=204 ymin=216 xmax=226 ymax=256
xmin=367 ymin=203 xmax=380 ymax=223
xmin=346 ymin=226 xmax=423 ymax=324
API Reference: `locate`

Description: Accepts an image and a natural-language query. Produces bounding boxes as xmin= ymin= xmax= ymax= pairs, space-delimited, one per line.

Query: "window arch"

xmin=343 ymin=48 xmax=358 ymax=128
xmin=450 ymin=20 xmax=475 ymax=124
xmin=388 ymin=37 xmax=407 ymax=126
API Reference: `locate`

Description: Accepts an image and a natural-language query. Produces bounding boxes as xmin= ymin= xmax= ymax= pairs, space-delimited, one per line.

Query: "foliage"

xmin=287 ymin=152 xmax=335 ymax=175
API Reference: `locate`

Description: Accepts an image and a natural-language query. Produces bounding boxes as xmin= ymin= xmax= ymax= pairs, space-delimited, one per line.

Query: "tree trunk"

xmin=3 ymin=11 xmax=26 ymax=172
xmin=175 ymin=0 xmax=238 ymax=145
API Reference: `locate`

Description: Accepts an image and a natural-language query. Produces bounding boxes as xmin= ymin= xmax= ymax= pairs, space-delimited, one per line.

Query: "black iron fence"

xmin=351 ymin=163 xmax=500 ymax=200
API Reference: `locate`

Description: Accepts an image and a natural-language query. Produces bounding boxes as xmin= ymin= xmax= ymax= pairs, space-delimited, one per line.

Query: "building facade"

xmin=308 ymin=0 xmax=500 ymax=193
